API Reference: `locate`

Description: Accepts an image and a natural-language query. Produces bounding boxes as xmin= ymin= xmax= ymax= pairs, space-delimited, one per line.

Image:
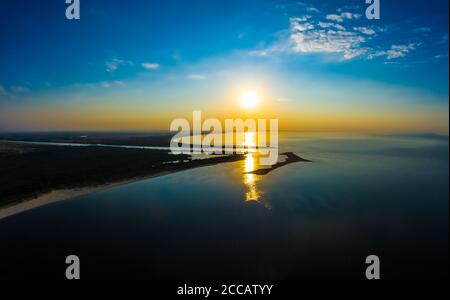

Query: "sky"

xmin=0 ymin=0 xmax=448 ymax=133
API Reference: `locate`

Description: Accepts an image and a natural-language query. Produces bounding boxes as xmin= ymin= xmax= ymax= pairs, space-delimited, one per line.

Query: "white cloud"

xmin=141 ymin=63 xmax=160 ymax=70
xmin=340 ymin=12 xmax=362 ymax=20
xmin=289 ymin=17 xmax=368 ymax=60
xmin=326 ymin=14 xmax=344 ymax=22
xmin=354 ymin=27 xmax=376 ymax=35
xmin=307 ymin=7 xmax=321 ymax=13
xmin=326 ymin=12 xmax=361 ymax=23
xmin=292 ymin=15 xmax=311 ymax=22
xmin=249 ymin=8 xmax=420 ymax=62
xmin=386 ymin=44 xmax=420 ymax=59
xmin=291 ymin=18 xmax=314 ymax=31
xmin=319 ymin=22 xmax=346 ymax=31
xmin=290 ymin=30 xmax=367 ymax=60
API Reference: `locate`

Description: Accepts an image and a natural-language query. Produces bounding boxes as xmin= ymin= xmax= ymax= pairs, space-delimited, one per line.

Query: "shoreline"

xmin=0 ymin=156 xmax=244 ymax=221
xmin=0 ymin=171 xmax=172 ymax=221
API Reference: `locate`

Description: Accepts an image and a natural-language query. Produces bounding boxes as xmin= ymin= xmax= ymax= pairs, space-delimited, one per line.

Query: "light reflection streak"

xmin=242 ymin=132 xmax=261 ymax=201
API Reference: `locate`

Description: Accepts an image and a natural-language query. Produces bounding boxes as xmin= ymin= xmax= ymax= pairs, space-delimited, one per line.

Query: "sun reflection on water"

xmin=242 ymin=132 xmax=261 ymax=202
xmin=244 ymin=153 xmax=261 ymax=201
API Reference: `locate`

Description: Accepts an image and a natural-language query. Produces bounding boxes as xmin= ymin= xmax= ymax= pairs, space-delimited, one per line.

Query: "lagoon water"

xmin=0 ymin=133 xmax=448 ymax=279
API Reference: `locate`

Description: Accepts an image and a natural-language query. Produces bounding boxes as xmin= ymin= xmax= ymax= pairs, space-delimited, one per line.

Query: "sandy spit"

xmin=0 ymin=172 xmax=171 ymax=221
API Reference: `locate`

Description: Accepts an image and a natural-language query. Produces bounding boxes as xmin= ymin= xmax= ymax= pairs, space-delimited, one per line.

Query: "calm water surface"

xmin=0 ymin=133 xmax=448 ymax=279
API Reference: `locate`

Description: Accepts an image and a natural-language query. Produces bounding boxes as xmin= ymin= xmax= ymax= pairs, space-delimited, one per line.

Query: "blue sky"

xmin=0 ymin=0 xmax=448 ymax=132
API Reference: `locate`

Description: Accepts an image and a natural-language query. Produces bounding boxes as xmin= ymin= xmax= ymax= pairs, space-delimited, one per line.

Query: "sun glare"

xmin=240 ymin=91 xmax=260 ymax=109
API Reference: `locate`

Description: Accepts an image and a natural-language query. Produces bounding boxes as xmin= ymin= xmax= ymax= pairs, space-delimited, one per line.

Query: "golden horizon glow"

xmin=1 ymin=74 xmax=448 ymax=134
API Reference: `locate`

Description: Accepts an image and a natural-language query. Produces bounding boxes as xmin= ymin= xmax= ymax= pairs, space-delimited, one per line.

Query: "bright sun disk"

xmin=240 ymin=91 xmax=260 ymax=108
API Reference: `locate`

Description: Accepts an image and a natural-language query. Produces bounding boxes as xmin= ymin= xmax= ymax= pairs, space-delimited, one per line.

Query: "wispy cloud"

xmin=387 ymin=44 xmax=421 ymax=59
xmin=337 ymin=5 xmax=361 ymax=12
xmin=325 ymin=14 xmax=344 ymax=23
xmin=341 ymin=12 xmax=362 ymax=20
xmin=291 ymin=17 xmax=314 ymax=31
xmin=326 ymin=12 xmax=361 ymax=23
xmin=187 ymin=74 xmax=207 ymax=80
xmin=288 ymin=13 xmax=372 ymax=60
xmin=413 ymin=27 xmax=432 ymax=33
xmin=141 ymin=63 xmax=160 ymax=70
xmin=10 ymin=86 xmax=30 ymax=93
xmin=353 ymin=27 xmax=376 ymax=35
xmin=100 ymin=81 xmax=125 ymax=88
xmin=318 ymin=22 xmax=346 ymax=31
xmin=435 ymin=54 xmax=449 ymax=59
xmin=0 ymin=85 xmax=30 ymax=99
xmin=369 ymin=43 xmax=421 ymax=60
xmin=250 ymin=7 xmax=421 ymax=62
xmin=306 ymin=7 xmax=321 ymax=13
xmin=106 ymin=59 xmax=132 ymax=73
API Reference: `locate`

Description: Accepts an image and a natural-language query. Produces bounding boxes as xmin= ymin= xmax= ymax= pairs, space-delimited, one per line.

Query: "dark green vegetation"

xmin=0 ymin=141 xmax=244 ymax=207
xmin=0 ymin=131 xmax=174 ymax=147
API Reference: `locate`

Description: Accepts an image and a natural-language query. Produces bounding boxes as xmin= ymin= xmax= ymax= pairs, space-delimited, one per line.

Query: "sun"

xmin=240 ymin=91 xmax=260 ymax=109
